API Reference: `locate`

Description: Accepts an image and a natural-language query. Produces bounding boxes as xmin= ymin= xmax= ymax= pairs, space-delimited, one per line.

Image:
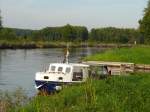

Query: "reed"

xmin=0 ymin=88 xmax=29 ymax=112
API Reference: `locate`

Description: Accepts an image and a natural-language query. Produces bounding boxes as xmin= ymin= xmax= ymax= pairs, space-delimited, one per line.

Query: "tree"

xmin=139 ymin=0 xmax=150 ymax=43
xmin=0 ymin=10 xmax=2 ymax=29
xmin=62 ymin=24 xmax=76 ymax=41
xmin=0 ymin=28 xmax=17 ymax=40
xmin=89 ymin=27 xmax=139 ymax=43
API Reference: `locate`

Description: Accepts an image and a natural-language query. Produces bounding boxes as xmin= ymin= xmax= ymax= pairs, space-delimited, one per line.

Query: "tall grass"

xmin=15 ymin=73 xmax=150 ymax=112
xmin=85 ymin=46 xmax=150 ymax=64
xmin=0 ymin=88 xmax=29 ymax=112
xmin=0 ymin=40 xmax=85 ymax=49
xmin=1 ymin=73 xmax=149 ymax=112
xmin=0 ymin=40 xmax=133 ymax=49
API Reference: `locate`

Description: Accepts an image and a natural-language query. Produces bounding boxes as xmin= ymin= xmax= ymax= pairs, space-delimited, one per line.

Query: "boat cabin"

xmin=38 ymin=63 xmax=90 ymax=82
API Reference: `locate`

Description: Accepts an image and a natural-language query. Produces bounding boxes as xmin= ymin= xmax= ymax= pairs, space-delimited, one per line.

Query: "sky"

xmin=0 ymin=0 xmax=148 ymax=30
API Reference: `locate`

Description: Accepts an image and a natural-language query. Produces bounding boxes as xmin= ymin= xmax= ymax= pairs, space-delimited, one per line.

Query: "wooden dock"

xmin=135 ymin=64 xmax=150 ymax=72
xmin=82 ymin=61 xmax=150 ymax=75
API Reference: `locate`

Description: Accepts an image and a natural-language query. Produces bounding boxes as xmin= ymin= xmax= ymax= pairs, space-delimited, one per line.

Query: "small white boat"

xmin=35 ymin=48 xmax=89 ymax=92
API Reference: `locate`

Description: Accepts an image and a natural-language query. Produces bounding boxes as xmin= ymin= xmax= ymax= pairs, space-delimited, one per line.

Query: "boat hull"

xmin=35 ymin=80 xmax=68 ymax=92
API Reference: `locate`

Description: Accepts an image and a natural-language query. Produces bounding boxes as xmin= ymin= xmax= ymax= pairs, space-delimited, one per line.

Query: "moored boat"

xmin=35 ymin=48 xmax=89 ymax=92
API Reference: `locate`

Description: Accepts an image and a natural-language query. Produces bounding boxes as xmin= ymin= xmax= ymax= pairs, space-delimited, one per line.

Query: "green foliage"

xmin=85 ymin=46 xmax=150 ymax=64
xmin=32 ymin=24 xmax=88 ymax=42
xmin=139 ymin=0 xmax=150 ymax=43
xmin=89 ymin=27 xmax=141 ymax=44
xmin=0 ymin=28 xmax=17 ymax=40
xmin=0 ymin=73 xmax=150 ymax=112
xmin=0 ymin=24 xmax=143 ymax=45
xmin=0 ymin=10 xmax=2 ymax=30
xmin=14 ymin=73 xmax=150 ymax=112
xmin=62 ymin=24 xmax=76 ymax=41
xmin=13 ymin=28 xmax=34 ymax=37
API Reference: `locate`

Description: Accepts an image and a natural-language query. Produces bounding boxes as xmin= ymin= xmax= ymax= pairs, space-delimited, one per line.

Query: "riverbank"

xmin=0 ymin=40 xmax=133 ymax=49
xmin=1 ymin=73 xmax=150 ymax=112
xmin=1 ymin=46 xmax=150 ymax=112
xmin=0 ymin=46 xmax=150 ymax=112
xmin=85 ymin=46 xmax=150 ymax=64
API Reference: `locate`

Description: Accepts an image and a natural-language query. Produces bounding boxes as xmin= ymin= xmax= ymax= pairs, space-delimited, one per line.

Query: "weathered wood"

xmin=83 ymin=61 xmax=135 ymax=75
xmin=83 ymin=61 xmax=150 ymax=75
xmin=135 ymin=64 xmax=150 ymax=72
xmin=83 ymin=61 xmax=134 ymax=66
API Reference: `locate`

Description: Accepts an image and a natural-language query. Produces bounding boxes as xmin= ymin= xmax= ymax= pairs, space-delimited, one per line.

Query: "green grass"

xmin=85 ymin=46 xmax=150 ymax=64
xmin=14 ymin=73 xmax=150 ymax=112
xmin=1 ymin=73 xmax=150 ymax=112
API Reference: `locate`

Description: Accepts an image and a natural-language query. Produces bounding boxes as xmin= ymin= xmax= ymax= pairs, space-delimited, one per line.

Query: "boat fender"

xmin=55 ymin=86 xmax=62 ymax=91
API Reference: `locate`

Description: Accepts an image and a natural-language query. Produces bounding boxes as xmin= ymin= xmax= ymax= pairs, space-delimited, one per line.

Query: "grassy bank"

xmin=85 ymin=46 xmax=150 ymax=64
xmin=1 ymin=73 xmax=149 ymax=112
xmin=0 ymin=40 xmax=132 ymax=49
xmin=0 ymin=41 xmax=74 ymax=49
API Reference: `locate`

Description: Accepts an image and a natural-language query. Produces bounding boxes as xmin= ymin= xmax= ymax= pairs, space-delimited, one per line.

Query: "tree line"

xmin=31 ymin=24 xmax=88 ymax=42
xmin=0 ymin=25 xmax=143 ymax=44
xmin=89 ymin=27 xmax=142 ymax=44
xmin=0 ymin=0 xmax=150 ymax=44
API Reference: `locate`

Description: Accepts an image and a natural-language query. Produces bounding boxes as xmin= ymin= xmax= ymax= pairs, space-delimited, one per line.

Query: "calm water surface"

xmin=0 ymin=47 xmax=105 ymax=96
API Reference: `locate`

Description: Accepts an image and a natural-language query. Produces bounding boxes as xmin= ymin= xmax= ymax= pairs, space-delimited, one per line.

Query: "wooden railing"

xmin=83 ymin=61 xmax=150 ymax=75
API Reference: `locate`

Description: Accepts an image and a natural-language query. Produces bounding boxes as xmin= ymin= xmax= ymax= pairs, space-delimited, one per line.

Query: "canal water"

xmin=0 ymin=47 xmax=105 ymax=96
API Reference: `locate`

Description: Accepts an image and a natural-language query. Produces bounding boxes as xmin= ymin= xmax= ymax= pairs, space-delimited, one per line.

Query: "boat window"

xmin=51 ymin=66 xmax=56 ymax=72
xmin=90 ymin=66 xmax=108 ymax=79
xmin=72 ymin=67 xmax=83 ymax=81
xmin=58 ymin=67 xmax=63 ymax=72
xmin=66 ymin=67 xmax=71 ymax=73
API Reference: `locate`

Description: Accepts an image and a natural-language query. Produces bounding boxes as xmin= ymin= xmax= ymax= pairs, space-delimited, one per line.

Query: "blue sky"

xmin=0 ymin=0 xmax=148 ymax=29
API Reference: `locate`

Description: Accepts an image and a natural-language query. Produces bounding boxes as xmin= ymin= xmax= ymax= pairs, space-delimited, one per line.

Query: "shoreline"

xmin=0 ymin=42 xmax=133 ymax=49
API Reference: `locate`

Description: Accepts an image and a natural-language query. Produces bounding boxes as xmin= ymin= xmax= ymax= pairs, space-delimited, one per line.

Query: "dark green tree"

xmin=0 ymin=10 xmax=2 ymax=29
xmin=0 ymin=28 xmax=17 ymax=40
xmin=89 ymin=27 xmax=139 ymax=43
xmin=62 ymin=24 xmax=76 ymax=41
xmin=139 ymin=0 xmax=150 ymax=43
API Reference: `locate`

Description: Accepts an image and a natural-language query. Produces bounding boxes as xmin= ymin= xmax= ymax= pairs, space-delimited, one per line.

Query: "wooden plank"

xmin=83 ymin=61 xmax=134 ymax=66
xmin=83 ymin=61 xmax=150 ymax=74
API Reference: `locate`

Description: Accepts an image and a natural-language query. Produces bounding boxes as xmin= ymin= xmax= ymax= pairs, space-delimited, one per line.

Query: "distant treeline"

xmin=32 ymin=25 xmax=88 ymax=42
xmin=89 ymin=28 xmax=142 ymax=43
xmin=0 ymin=24 xmax=144 ymax=44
